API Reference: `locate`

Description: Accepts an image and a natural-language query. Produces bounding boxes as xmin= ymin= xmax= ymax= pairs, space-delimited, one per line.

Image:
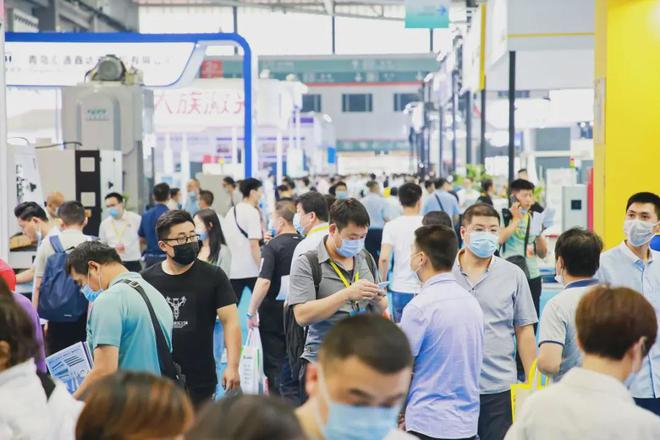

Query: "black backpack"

xmin=283 ymin=249 xmax=378 ymax=379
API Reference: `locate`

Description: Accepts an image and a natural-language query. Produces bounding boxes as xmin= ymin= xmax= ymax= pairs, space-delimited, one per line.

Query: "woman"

xmin=186 ymin=395 xmax=305 ymax=440
xmin=76 ymin=371 xmax=194 ymax=440
xmin=194 ymin=208 xmax=233 ymax=399
xmin=476 ymin=179 xmax=495 ymax=206
xmin=194 ymin=208 xmax=231 ymax=274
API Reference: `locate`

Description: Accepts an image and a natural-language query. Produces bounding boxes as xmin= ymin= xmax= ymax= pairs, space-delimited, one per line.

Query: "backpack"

xmin=283 ymin=249 xmax=378 ymax=379
xmin=38 ymin=235 xmax=88 ymax=322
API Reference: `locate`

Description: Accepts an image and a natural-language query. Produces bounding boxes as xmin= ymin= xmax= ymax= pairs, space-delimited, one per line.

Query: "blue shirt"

xmin=360 ymin=193 xmax=389 ymax=229
xmin=87 ymin=272 xmax=174 ymax=374
xmin=598 ymin=242 xmax=660 ymax=399
xmin=401 ymin=273 xmax=484 ymax=439
xmin=184 ymin=192 xmax=199 ymax=216
xmin=138 ymin=203 xmax=169 ymax=256
xmin=422 ymin=190 xmax=461 ymax=218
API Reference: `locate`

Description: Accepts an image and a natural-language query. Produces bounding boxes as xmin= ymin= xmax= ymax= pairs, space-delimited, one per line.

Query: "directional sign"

xmin=405 ymin=0 xmax=450 ymax=29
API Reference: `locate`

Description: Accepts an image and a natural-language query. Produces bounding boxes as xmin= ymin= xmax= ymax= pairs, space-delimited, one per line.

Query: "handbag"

xmin=121 ymin=279 xmax=186 ymax=389
xmin=239 ymin=329 xmax=268 ymax=395
xmin=511 ymin=359 xmax=550 ymax=422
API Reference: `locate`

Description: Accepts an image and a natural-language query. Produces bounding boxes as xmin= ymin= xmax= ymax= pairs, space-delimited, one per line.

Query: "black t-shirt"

xmin=141 ymin=260 xmax=236 ymax=389
xmin=258 ymin=233 xmax=302 ymax=332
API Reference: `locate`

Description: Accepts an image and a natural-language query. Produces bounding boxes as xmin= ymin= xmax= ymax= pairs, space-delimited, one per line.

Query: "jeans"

xmin=213 ymin=320 xmax=225 ymax=398
xmin=391 ymin=290 xmax=415 ymax=323
xmin=478 ymin=391 xmax=512 ymax=440
xmin=230 ymin=277 xmax=257 ymax=304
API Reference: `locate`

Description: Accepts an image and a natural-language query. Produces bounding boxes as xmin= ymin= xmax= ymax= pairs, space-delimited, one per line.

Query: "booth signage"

xmin=405 ymin=0 xmax=450 ymax=29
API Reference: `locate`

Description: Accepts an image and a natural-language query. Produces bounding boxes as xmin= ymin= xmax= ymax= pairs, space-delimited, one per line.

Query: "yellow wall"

xmin=593 ymin=0 xmax=660 ymax=249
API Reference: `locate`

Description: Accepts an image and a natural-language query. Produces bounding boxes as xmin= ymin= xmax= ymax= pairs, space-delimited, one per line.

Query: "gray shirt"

xmin=288 ymin=238 xmax=380 ymax=362
xmin=453 ymin=252 xmax=538 ymax=394
xmin=538 ymin=279 xmax=599 ymax=382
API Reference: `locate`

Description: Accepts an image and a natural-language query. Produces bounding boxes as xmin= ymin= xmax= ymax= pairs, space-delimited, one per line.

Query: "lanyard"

xmin=111 ymin=219 xmax=128 ymax=241
xmin=328 ymin=260 xmax=361 ymax=312
xmin=309 ymin=224 xmax=330 ymax=235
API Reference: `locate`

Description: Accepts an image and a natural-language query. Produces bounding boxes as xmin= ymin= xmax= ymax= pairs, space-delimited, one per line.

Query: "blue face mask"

xmin=315 ymin=368 xmax=399 ymax=440
xmin=337 ymin=237 xmax=365 ymax=258
xmin=82 ymin=272 xmax=103 ymax=302
xmin=293 ymin=213 xmax=306 ymax=236
xmin=197 ymin=229 xmax=209 ymax=241
xmin=108 ymin=207 xmax=121 ymax=219
xmin=468 ymin=231 xmax=499 ymax=259
xmin=336 ymin=191 xmax=348 ymax=200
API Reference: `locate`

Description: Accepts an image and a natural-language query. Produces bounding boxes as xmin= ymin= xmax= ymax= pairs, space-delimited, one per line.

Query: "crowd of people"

xmin=1 ymin=171 xmax=659 ymax=440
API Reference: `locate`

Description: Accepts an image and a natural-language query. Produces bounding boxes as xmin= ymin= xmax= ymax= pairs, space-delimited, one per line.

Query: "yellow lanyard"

xmin=111 ymin=219 xmax=128 ymax=241
xmin=328 ymin=260 xmax=360 ymax=312
xmin=309 ymin=224 xmax=330 ymax=235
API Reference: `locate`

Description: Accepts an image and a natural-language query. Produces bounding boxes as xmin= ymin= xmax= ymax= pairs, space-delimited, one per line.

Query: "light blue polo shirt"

xmin=401 ymin=272 xmax=484 ymax=439
xmin=422 ymin=190 xmax=461 ymax=218
xmin=598 ymin=242 xmax=660 ymax=399
xmin=87 ymin=271 xmax=174 ymax=375
xmin=453 ymin=251 xmax=538 ymax=394
xmin=360 ymin=193 xmax=389 ymax=229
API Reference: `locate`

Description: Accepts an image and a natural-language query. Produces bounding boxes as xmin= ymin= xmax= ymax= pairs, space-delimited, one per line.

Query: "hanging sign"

xmin=405 ymin=0 xmax=450 ymax=29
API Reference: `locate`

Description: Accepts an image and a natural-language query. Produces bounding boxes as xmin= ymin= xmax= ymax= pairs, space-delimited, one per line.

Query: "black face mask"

xmin=171 ymin=241 xmax=200 ymax=266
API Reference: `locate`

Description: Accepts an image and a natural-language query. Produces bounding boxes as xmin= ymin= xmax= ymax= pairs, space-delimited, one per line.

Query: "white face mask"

xmin=554 ymin=262 xmax=564 ymax=286
xmin=624 ymin=219 xmax=656 ymax=247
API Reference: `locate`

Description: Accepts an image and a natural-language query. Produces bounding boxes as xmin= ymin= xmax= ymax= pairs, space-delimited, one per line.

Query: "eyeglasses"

xmin=162 ymin=234 xmax=200 ymax=246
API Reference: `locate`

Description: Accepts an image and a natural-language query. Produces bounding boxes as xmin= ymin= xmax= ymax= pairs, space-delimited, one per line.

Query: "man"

xmin=597 ymin=191 xmax=660 ymax=414
xmin=99 ymin=193 xmax=142 ymax=272
xmin=138 ymin=182 xmax=170 ymax=268
xmin=401 ymin=225 xmax=484 ymax=440
xmin=33 ymin=201 xmax=91 ymax=354
xmin=142 ymin=210 xmax=241 ymax=406
xmin=360 ymin=180 xmax=391 ymax=259
xmin=45 ymin=191 xmax=64 ymax=228
xmin=453 ymin=203 xmax=538 ymax=440
xmin=224 ymin=178 xmax=264 ymax=303
xmin=183 ymin=178 xmax=201 ymax=215
xmin=291 ymin=191 xmax=330 ymax=264
xmin=516 ymin=168 xmax=529 ymax=181
xmin=537 ymin=228 xmax=603 ymax=381
xmin=477 ymin=179 xmax=495 ymax=206
xmin=277 ymin=183 xmax=294 ymax=200
xmin=506 ymin=286 xmax=660 ymax=440
xmin=379 ymin=183 xmax=423 ymax=322
xmin=457 ymin=177 xmax=481 ymax=212
xmin=386 ymin=187 xmax=403 ymax=219
xmin=198 ymin=189 xmax=214 ymax=210
xmin=13 ymin=202 xmax=56 ymax=285
xmin=329 ymin=181 xmax=349 ymax=200
xmin=168 ymin=187 xmax=182 ymax=211
xmin=246 ymin=201 xmax=303 ymax=397
xmin=500 ymin=179 xmax=548 ymax=316
xmin=421 ymin=178 xmax=460 ymax=225
xmin=296 ymin=314 xmax=417 ymax=440
xmin=222 ymin=176 xmax=242 ymax=206
xmin=289 ymin=199 xmax=387 ymax=372
xmin=66 ymin=241 xmax=174 ymax=398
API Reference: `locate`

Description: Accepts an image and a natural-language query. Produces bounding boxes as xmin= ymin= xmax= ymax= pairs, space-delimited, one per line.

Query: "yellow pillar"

xmin=593 ymin=0 xmax=660 ymax=249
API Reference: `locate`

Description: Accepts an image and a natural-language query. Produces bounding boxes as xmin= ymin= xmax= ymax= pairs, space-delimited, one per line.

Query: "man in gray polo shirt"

xmin=537 ymin=228 xmax=602 ymax=381
xmin=288 ymin=198 xmax=386 ymax=368
xmin=453 ymin=204 xmax=537 ymax=440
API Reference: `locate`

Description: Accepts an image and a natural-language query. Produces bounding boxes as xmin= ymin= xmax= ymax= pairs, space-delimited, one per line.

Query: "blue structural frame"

xmin=5 ymin=32 xmax=254 ymax=178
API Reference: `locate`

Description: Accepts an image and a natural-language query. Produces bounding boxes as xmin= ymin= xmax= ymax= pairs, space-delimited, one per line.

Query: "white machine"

xmin=61 ymin=56 xmax=154 ymax=214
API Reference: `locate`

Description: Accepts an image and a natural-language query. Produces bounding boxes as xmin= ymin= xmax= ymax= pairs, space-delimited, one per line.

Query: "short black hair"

xmin=14 ymin=202 xmax=48 ymax=222
xmin=170 ymin=188 xmax=180 ymax=198
xmin=517 ymin=168 xmax=528 ymax=174
xmin=329 ymin=181 xmax=347 ymax=196
xmin=319 ymin=314 xmax=412 ymax=374
xmin=366 ymin=181 xmax=379 ymax=192
xmin=66 ymin=241 xmax=122 ymax=276
xmin=324 ymin=194 xmax=337 ymax=212
xmin=277 ymin=184 xmax=290 ymax=193
xmin=153 ymin=182 xmax=171 ymax=202
xmin=424 ymin=180 xmax=434 ymax=189
xmin=58 ymin=201 xmax=86 ymax=226
xmin=422 ymin=211 xmax=452 ymax=228
xmin=510 ymin=179 xmax=535 ymax=193
xmin=481 ymin=179 xmax=493 ymax=193
xmin=626 ymin=192 xmax=660 ymax=219
xmin=104 ymin=192 xmax=123 ymax=204
xmin=156 ymin=210 xmax=194 ymax=241
xmin=463 ymin=203 xmax=501 ymax=226
xmin=223 ymin=176 xmax=236 ymax=188
xmin=329 ymin=198 xmax=370 ymax=230
xmin=302 ymin=177 xmax=310 ymax=187
xmin=239 ymin=178 xmax=263 ymax=199
xmin=199 ymin=190 xmax=214 ymax=206
xmin=275 ymin=200 xmax=296 ymax=224
xmin=434 ymin=178 xmax=449 ymax=189
xmin=297 ymin=192 xmax=329 ymax=222
xmin=555 ymin=228 xmax=603 ymax=277
xmin=414 ymin=225 xmax=458 ymax=271
xmin=398 ymin=183 xmax=422 ymax=208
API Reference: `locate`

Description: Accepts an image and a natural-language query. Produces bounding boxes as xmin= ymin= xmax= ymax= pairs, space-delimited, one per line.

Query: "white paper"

xmin=530 ymin=212 xmax=544 ymax=236
xmin=45 ymin=341 xmax=94 ymax=394
xmin=276 ymin=275 xmax=290 ymax=301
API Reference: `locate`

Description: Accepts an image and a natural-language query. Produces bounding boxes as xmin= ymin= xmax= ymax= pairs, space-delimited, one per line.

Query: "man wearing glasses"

xmin=142 ymin=210 xmax=242 ymax=407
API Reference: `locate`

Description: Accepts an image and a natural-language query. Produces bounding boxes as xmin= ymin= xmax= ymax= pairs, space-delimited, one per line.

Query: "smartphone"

xmin=510 ymin=195 xmax=519 ymax=206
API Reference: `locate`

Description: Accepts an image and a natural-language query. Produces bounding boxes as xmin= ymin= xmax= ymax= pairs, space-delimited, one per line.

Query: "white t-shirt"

xmin=381 ymin=215 xmax=423 ymax=293
xmin=224 ymin=202 xmax=263 ymax=279
xmin=99 ymin=211 xmax=142 ymax=262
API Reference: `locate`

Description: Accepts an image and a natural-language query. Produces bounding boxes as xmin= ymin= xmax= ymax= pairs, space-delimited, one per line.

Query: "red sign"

xmin=200 ymin=60 xmax=223 ymax=79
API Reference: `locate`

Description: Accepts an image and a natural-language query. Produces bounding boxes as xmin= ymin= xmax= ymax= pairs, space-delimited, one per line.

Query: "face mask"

xmin=171 ymin=241 xmax=200 ymax=265
xmin=197 ymin=229 xmax=209 ymax=241
xmin=410 ymin=252 xmax=424 ymax=283
xmin=336 ymin=237 xmax=365 ymax=258
xmin=315 ymin=368 xmax=399 ymax=440
xmin=108 ymin=207 xmax=121 ymax=219
xmin=336 ymin=191 xmax=348 ymax=200
xmin=82 ymin=271 xmax=103 ymax=302
xmin=624 ymin=219 xmax=656 ymax=247
xmin=293 ymin=213 xmax=306 ymax=236
xmin=467 ymin=231 xmax=499 ymax=259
